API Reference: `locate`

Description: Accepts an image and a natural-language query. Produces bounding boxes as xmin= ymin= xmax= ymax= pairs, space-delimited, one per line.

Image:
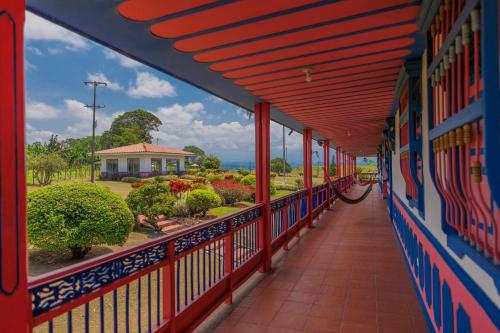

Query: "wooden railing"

xmin=28 ymin=176 xmax=354 ymax=332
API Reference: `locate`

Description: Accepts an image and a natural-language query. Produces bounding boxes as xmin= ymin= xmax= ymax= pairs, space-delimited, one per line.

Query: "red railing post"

xmin=303 ymin=128 xmax=313 ymax=227
xmin=255 ymin=103 xmax=272 ymax=272
xmin=0 ymin=2 xmax=29 ymax=332
xmin=282 ymin=206 xmax=289 ymax=250
xmin=163 ymin=242 xmax=176 ymax=332
xmin=224 ymin=222 xmax=233 ymax=304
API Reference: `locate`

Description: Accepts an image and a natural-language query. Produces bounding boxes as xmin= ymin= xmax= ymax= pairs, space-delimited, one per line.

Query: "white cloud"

xmin=25 ymin=60 xmax=37 ymax=71
xmin=208 ymin=95 xmax=223 ymax=103
xmin=26 ymin=101 xmax=60 ymax=120
xmin=87 ymin=72 xmax=123 ymax=91
xmin=103 ymin=49 xmax=143 ymax=69
xmin=25 ymin=12 xmax=88 ymax=50
xmin=149 ymin=102 xmax=255 ymax=152
xmin=25 ymin=99 xmax=122 ymax=142
xmin=26 ymin=46 xmax=43 ymax=55
xmin=127 ymin=72 xmax=176 ymax=98
xmin=47 ymin=47 xmax=63 ymax=55
xmin=26 ymin=123 xmax=61 ymax=143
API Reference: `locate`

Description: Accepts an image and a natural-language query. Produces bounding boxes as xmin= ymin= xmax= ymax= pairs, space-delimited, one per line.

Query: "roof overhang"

xmin=26 ymin=0 xmax=425 ymax=155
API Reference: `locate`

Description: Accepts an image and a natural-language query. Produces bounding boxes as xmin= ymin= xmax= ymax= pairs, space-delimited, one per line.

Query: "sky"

xmin=23 ymin=12 xmax=372 ymax=167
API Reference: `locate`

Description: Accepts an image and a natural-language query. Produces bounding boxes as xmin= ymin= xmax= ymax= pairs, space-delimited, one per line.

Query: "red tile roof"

xmin=95 ymin=143 xmax=195 ymax=156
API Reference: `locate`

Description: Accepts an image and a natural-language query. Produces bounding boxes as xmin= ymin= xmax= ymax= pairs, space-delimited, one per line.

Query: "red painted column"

xmin=0 ymin=1 xmax=29 ymax=332
xmin=323 ymin=140 xmax=330 ymax=205
xmin=255 ymin=102 xmax=271 ymax=272
xmin=303 ymin=129 xmax=313 ymax=227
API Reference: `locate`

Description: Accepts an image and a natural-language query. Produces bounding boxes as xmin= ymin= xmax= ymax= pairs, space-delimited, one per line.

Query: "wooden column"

xmin=255 ymin=102 xmax=271 ymax=272
xmin=0 ymin=1 xmax=29 ymax=331
xmin=303 ymin=129 xmax=313 ymax=226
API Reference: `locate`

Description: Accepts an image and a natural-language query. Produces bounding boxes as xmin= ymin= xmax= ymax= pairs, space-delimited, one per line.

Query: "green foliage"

xmin=121 ymin=177 xmax=142 ymax=183
xmin=126 ymin=183 xmax=175 ymax=231
xmin=240 ymin=174 xmax=276 ymax=194
xmin=192 ymin=182 xmax=208 ymax=190
xmin=203 ymin=154 xmax=221 ymax=169
xmin=330 ymin=160 xmax=336 ymax=176
xmin=29 ymin=153 xmax=67 ymax=186
xmin=240 ymin=174 xmax=256 ymax=187
xmin=295 ymin=178 xmax=304 ymax=189
xmin=186 ymin=190 xmax=222 ymax=216
xmin=158 ymin=175 xmax=178 ymax=182
xmin=270 ymin=157 xmax=292 ymax=174
xmin=238 ymin=169 xmax=250 ymax=176
xmin=207 ymin=174 xmax=224 ymax=183
xmin=27 ymin=183 xmax=134 ymax=259
xmin=101 ymin=110 xmax=162 ymax=148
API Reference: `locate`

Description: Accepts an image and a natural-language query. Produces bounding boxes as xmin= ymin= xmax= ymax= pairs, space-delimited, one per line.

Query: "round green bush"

xmin=27 ymin=182 xmax=134 ymax=259
xmin=207 ymin=174 xmax=224 ymax=183
xmin=240 ymin=175 xmax=276 ymax=195
xmin=192 ymin=182 xmax=208 ymax=190
xmin=121 ymin=176 xmax=141 ymax=183
xmin=186 ymin=189 xmax=222 ymax=217
xmin=126 ymin=183 xmax=176 ymax=231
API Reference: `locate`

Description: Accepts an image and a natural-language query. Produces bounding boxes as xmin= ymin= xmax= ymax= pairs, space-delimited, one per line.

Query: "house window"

xmin=106 ymin=159 xmax=118 ymax=175
xmin=127 ymin=158 xmax=140 ymax=176
xmin=151 ymin=158 xmax=162 ymax=175
xmin=166 ymin=159 xmax=179 ymax=173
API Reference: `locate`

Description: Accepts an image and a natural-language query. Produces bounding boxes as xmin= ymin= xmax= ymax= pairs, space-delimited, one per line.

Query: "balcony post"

xmin=303 ymin=128 xmax=313 ymax=227
xmin=323 ymin=140 xmax=330 ymax=205
xmin=255 ymin=102 xmax=272 ymax=272
xmin=0 ymin=1 xmax=29 ymax=332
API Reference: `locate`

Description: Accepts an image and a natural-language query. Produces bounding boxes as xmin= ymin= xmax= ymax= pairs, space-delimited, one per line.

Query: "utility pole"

xmin=84 ymin=80 xmax=107 ymax=183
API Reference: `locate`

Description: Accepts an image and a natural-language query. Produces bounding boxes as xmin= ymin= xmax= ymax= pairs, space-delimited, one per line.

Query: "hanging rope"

xmin=330 ymin=177 xmax=373 ymax=204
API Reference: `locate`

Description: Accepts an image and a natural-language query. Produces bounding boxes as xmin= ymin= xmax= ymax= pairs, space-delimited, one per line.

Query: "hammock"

xmin=330 ymin=177 xmax=373 ymax=204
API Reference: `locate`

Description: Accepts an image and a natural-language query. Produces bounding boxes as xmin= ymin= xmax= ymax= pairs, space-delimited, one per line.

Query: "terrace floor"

xmin=197 ymin=187 xmax=429 ymax=333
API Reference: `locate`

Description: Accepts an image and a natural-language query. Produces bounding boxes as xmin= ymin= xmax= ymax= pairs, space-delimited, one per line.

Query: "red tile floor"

xmin=196 ymin=187 xmax=428 ymax=333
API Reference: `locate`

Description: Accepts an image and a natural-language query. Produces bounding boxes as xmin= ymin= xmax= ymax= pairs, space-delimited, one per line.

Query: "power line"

xmin=84 ymin=80 xmax=107 ymax=183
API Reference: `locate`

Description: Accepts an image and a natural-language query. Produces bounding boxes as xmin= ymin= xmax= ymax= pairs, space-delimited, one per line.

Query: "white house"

xmin=95 ymin=143 xmax=194 ymax=180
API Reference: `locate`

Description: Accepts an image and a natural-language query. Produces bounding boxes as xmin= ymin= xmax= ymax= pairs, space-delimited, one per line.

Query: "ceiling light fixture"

xmin=303 ymin=68 xmax=312 ymax=83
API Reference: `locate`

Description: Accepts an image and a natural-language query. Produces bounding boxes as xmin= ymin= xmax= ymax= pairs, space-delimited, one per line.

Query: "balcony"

xmin=27 ymin=178 xmax=427 ymax=333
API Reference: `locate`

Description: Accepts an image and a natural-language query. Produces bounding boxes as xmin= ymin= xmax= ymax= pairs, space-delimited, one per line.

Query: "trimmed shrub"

xmin=295 ymin=178 xmax=304 ymax=189
xmin=240 ymin=174 xmax=276 ymax=195
xmin=126 ymin=183 xmax=176 ymax=231
xmin=158 ymin=175 xmax=178 ymax=182
xmin=212 ymin=179 xmax=254 ymax=205
xmin=233 ymin=175 xmax=243 ymax=183
xmin=180 ymin=174 xmax=197 ymax=181
xmin=131 ymin=182 xmax=145 ymax=188
xmin=186 ymin=190 xmax=222 ymax=216
xmin=27 ymin=182 xmax=134 ymax=259
xmin=277 ymin=184 xmax=297 ymax=191
xmin=224 ymin=174 xmax=234 ymax=180
xmin=240 ymin=174 xmax=256 ymax=187
xmin=193 ymin=177 xmax=207 ymax=184
xmin=207 ymin=174 xmax=224 ymax=183
xmin=238 ymin=169 xmax=250 ymax=176
xmin=192 ymin=182 xmax=208 ymax=190
xmin=122 ymin=176 xmax=141 ymax=183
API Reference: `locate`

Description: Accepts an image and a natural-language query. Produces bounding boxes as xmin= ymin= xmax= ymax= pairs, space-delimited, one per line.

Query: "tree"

xmin=270 ymin=157 xmax=292 ymax=174
xmin=46 ymin=134 xmax=63 ymax=154
xmin=27 ymin=183 xmax=134 ymax=259
xmin=126 ymin=183 xmax=176 ymax=231
xmin=203 ymin=154 xmax=221 ymax=169
xmin=26 ymin=141 xmax=47 ymax=159
xmin=330 ymin=160 xmax=336 ymax=176
xmin=30 ymin=153 xmax=67 ymax=185
xmin=101 ymin=110 xmax=162 ymax=148
xmin=183 ymin=145 xmax=205 ymax=165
